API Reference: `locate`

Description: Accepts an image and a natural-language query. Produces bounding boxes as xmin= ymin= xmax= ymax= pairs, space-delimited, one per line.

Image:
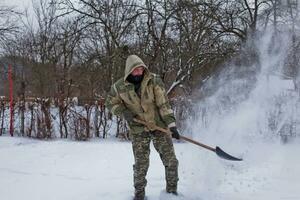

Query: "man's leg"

xmin=131 ymin=132 xmax=151 ymax=199
xmin=152 ymin=131 xmax=179 ymax=193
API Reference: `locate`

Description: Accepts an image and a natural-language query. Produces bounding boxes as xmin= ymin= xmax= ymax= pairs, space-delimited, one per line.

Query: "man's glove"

xmin=169 ymin=127 xmax=180 ymax=139
xmin=123 ymin=110 xmax=135 ymax=123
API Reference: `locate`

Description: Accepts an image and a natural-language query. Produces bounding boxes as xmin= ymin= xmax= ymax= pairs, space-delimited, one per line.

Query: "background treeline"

xmin=1 ymin=0 xmax=299 ymax=99
xmin=0 ymin=0 xmax=300 ymax=139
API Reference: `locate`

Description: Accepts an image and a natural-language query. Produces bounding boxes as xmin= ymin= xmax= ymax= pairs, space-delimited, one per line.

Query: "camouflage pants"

xmin=131 ymin=131 xmax=179 ymax=195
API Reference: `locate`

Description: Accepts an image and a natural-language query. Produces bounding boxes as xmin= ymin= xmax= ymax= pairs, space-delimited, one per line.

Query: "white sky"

xmin=1 ymin=0 xmax=34 ymax=21
xmin=1 ymin=0 xmax=32 ymax=9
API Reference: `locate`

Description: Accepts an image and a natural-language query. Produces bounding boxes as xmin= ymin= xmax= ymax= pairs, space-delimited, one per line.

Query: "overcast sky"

xmin=2 ymin=0 xmax=32 ymax=8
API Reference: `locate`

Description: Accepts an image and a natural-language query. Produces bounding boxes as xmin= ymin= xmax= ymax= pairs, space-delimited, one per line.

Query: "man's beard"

xmin=127 ymin=73 xmax=144 ymax=84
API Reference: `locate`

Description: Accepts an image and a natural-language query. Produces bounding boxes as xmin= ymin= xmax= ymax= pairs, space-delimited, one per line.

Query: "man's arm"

xmin=153 ymin=76 xmax=180 ymax=139
xmin=105 ymin=84 xmax=126 ymax=116
xmin=153 ymin=76 xmax=176 ymax=128
xmin=105 ymin=84 xmax=135 ymax=123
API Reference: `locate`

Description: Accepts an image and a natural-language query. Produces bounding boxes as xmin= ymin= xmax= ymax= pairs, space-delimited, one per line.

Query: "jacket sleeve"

xmin=105 ymin=84 xmax=127 ymax=116
xmin=153 ymin=75 xmax=176 ymax=128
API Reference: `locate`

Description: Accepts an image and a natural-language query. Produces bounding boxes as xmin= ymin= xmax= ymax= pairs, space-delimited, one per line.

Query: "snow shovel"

xmin=133 ymin=118 xmax=243 ymax=161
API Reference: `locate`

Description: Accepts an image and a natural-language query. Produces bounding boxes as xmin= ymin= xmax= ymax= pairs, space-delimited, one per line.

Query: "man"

xmin=105 ymin=55 xmax=180 ymax=200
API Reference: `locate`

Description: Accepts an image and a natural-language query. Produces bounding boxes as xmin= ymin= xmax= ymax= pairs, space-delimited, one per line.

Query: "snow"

xmin=0 ymin=135 xmax=299 ymax=200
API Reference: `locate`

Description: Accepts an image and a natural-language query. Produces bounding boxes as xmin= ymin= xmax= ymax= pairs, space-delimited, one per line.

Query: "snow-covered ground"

xmin=0 ymin=135 xmax=300 ymax=200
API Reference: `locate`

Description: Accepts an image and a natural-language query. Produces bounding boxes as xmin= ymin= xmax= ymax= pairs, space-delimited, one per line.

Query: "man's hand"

xmin=169 ymin=127 xmax=180 ymax=139
xmin=123 ymin=110 xmax=135 ymax=123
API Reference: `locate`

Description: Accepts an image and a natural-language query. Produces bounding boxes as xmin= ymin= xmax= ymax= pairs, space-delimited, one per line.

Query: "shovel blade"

xmin=215 ymin=146 xmax=243 ymax=161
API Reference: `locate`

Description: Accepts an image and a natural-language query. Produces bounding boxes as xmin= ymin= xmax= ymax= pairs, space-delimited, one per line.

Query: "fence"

xmin=0 ymin=96 xmax=128 ymax=141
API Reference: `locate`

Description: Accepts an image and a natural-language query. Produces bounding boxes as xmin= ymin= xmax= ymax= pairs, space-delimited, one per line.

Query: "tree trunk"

xmin=41 ymin=100 xmax=52 ymax=138
xmin=94 ymin=104 xmax=100 ymax=137
xmin=19 ymin=81 xmax=26 ymax=136
xmin=0 ymin=101 xmax=4 ymax=135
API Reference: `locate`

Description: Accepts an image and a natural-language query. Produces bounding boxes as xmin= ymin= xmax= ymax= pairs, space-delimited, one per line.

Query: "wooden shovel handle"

xmin=133 ymin=118 xmax=216 ymax=152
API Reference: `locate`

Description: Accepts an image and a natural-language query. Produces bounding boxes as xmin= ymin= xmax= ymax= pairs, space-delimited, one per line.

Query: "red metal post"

xmin=8 ymin=64 xmax=14 ymax=136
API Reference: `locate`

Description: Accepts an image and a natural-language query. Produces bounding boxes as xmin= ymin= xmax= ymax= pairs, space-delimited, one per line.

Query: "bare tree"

xmin=61 ymin=0 xmax=139 ymax=87
xmin=0 ymin=6 xmax=20 ymax=45
xmin=209 ymin=0 xmax=272 ymax=40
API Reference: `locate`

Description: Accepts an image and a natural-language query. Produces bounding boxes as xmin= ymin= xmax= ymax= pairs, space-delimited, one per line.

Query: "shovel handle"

xmin=133 ymin=118 xmax=216 ymax=152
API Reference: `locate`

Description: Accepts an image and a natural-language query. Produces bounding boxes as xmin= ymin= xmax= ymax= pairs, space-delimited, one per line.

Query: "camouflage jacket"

xmin=105 ymin=55 xmax=176 ymax=134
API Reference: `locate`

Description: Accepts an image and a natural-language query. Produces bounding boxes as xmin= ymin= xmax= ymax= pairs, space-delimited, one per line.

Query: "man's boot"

xmin=167 ymin=191 xmax=178 ymax=196
xmin=166 ymin=184 xmax=178 ymax=195
xmin=133 ymin=189 xmax=145 ymax=200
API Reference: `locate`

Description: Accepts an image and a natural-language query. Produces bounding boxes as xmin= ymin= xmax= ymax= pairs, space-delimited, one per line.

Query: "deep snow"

xmin=0 ymin=135 xmax=300 ymax=200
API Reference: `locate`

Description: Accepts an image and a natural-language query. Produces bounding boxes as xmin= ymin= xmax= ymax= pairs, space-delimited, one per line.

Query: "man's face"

xmin=131 ymin=66 xmax=144 ymax=76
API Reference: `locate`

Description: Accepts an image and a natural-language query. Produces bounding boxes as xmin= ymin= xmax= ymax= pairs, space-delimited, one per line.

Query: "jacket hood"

xmin=124 ymin=55 xmax=148 ymax=81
